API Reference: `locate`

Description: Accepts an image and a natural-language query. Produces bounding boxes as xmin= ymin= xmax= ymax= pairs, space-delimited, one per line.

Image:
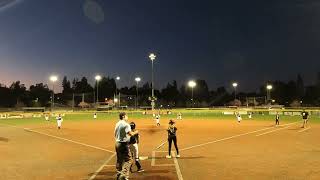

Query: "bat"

xmin=155 ymin=140 xmax=166 ymax=150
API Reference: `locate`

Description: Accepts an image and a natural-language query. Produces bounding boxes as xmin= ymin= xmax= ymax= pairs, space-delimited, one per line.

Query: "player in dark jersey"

xmin=275 ymin=112 xmax=280 ymax=126
xmin=301 ymin=110 xmax=309 ymax=128
xmin=166 ymin=120 xmax=180 ymax=158
xmin=128 ymin=122 xmax=144 ymax=173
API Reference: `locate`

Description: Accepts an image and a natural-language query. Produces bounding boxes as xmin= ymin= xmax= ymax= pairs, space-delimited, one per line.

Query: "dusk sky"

xmin=1 ymin=0 xmax=320 ymax=92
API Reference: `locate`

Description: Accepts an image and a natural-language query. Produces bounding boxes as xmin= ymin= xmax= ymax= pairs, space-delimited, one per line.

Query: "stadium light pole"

xmin=50 ymin=75 xmax=58 ymax=111
xmin=95 ymin=75 xmax=102 ymax=103
xmin=266 ymin=84 xmax=273 ymax=103
xmin=149 ymin=53 xmax=156 ymax=112
xmin=135 ymin=77 xmax=141 ymax=110
xmin=232 ymin=82 xmax=238 ymax=100
xmin=116 ymin=76 xmax=120 ymax=107
xmin=188 ymin=80 xmax=196 ymax=108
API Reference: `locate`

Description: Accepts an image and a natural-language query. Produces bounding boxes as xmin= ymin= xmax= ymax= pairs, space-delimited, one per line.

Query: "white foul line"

xmin=255 ymin=122 xmax=299 ymax=136
xmin=172 ymin=152 xmax=184 ymax=180
xmin=180 ymin=121 xmax=299 ymax=151
xmin=151 ymin=151 xmax=156 ymax=166
xmin=298 ymin=127 xmax=311 ymax=133
xmin=88 ymin=153 xmax=116 ymax=180
xmin=0 ymin=123 xmax=114 ymax=153
xmin=152 ymin=144 xmax=182 ymax=179
xmin=23 ymin=128 xmax=114 ymax=153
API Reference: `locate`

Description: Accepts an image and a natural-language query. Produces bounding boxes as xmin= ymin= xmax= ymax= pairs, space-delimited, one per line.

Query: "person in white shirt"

xmin=56 ymin=114 xmax=63 ymax=129
xmin=45 ymin=114 xmax=49 ymax=121
xmin=236 ymin=112 xmax=242 ymax=123
xmin=114 ymin=112 xmax=139 ymax=180
xmin=155 ymin=114 xmax=160 ymax=126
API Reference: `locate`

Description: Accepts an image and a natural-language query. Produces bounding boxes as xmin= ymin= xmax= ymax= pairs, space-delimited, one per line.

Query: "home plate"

xmin=139 ymin=156 xmax=148 ymax=160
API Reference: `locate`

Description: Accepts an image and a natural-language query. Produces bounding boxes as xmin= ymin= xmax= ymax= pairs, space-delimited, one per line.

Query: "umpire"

xmin=114 ymin=112 xmax=138 ymax=180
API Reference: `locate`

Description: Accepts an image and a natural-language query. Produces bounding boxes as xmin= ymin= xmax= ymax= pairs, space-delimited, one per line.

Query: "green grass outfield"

xmin=1 ymin=109 xmax=319 ymax=126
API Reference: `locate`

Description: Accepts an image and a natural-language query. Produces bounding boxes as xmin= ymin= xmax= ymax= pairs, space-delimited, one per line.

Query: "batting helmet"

xmin=130 ymin=122 xmax=136 ymax=130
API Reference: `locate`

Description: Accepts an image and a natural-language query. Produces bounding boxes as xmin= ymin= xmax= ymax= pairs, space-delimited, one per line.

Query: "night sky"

xmin=1 ymin=0 xmax=320 ymax=92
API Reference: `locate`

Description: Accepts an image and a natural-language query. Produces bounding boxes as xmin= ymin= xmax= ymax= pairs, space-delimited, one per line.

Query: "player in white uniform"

xmin=93 ymin=113 xmax=97 ymax=119
xmin=45 ymin=114 xmax=49 ymax=121
xmin=177 ymin=112 xmax=182 ymax=120
xmin=155 ymin=114 xmax=160 ymax=126
xmin=56 ymin=114 xmax=63 ymax=129
xmin=248 ymin=112 xmax=252 ymax=119
xmin=236 ymin=112 xmax=242 ymax=123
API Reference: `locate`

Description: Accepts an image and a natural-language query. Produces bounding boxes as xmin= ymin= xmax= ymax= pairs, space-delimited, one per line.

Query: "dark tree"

xmin=95 ymin=77 xmax=116 ymax=101
xmin=62 ymin=76 xmax=72 ymax=94
xmin=0 ymin=85 xmax=15 ymax=107
xmin=194 ymin=79 xmax=210 ymax=102
xmin=10 ymin=81 xmax=28 ymax=107
xmin=74 ymin=77 xmax=93 ymax=94
xmin=161 ymin=80 xmax=180 ymax=106
xmin=29 ymin=83 xmax=51 ymax=107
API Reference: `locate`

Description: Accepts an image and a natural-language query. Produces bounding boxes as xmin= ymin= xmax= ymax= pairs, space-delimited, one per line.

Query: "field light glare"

xmin=149 ymin=53 xmax=156 ymax=61
xmin=135 ymin=77 xmax=141 ymax=82
xmin=95 ymin=75 xmax=102 ymax=81
xmin=116 ymin=76 xmax=120 ymax=80
xmin=232 ymin=82 xmax=238 ymax=87
xmin=50 ymin=76 xmax=58 ymax=82
xmin=267 ymin=85 xmax=273 ymax=90
xmin=188 ymin=80 xmax=196 ymax=88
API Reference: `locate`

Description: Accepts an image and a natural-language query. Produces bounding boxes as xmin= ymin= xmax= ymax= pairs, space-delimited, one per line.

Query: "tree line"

xmin=1 ymin=73 xmax=320 ymax=108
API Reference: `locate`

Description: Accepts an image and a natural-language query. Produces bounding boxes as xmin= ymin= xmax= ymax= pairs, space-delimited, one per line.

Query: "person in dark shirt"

xmin=301 ymin=110 xmax=309 ymax=128
xmin=166 ymin=120 xmax=180 ymax=159
xmin=275 ymin=112 xmax=280 ymax=126
xmin=128 ymin=122 xmax=144 ymax=173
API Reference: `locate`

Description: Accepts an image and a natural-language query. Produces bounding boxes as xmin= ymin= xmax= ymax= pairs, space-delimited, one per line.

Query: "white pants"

xmin=57 ymin=120 xmax=62 ymax=127
xmin=129 ymin=143 xmax=139 ymax=160
xmin=237 ymin=117 xmax=242 ymax=122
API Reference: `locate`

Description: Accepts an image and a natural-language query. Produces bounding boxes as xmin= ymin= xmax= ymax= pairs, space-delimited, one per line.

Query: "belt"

xmin=116 ymin=141 xmax=129 ymax=144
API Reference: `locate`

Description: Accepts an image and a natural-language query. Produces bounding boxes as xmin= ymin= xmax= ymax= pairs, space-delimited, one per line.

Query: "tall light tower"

xmin=95 ymin=75 xmax=102 ymax=103
xmin=149 ymin=53 xmax=156 ymax=111
xmin=232 ymin=82 xmax=238 ymax=100
xmin=50 ymin=75 xmax=58 ymax=111
xmin=116 ymin=76 xmax=120 ymax=107
xmin=135 ymin=77 xmax=141 ymax=110
xmin=266 ymin=84 xmax=273 ymax=103
xmin=188 ymin=80 xmax=196 ymax=107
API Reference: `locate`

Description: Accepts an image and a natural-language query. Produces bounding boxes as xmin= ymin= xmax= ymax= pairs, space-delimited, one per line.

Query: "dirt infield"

xmin=1 ymin=116 xmax=319 ymax=180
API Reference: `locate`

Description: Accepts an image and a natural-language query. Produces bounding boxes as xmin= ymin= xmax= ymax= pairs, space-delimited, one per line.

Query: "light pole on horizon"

xmin=95 ymin=75 xmax=102 ymax=103
xmin=116 ymin=76 xmax=120 ymax=107
xmin=266 ymin=84 xmax=273 ymax=103
xmin=232 ymin=82 xmax=238 ymax=100
xmin=188 ymin=80 xmax=196 ymax=108
xmin=50 ymin=75 xmax=58 ymax=111
xmin=135 ymin=77 xmax=141 ymax=110
xmin=149 ymin=53 xmax=156 ymax=112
